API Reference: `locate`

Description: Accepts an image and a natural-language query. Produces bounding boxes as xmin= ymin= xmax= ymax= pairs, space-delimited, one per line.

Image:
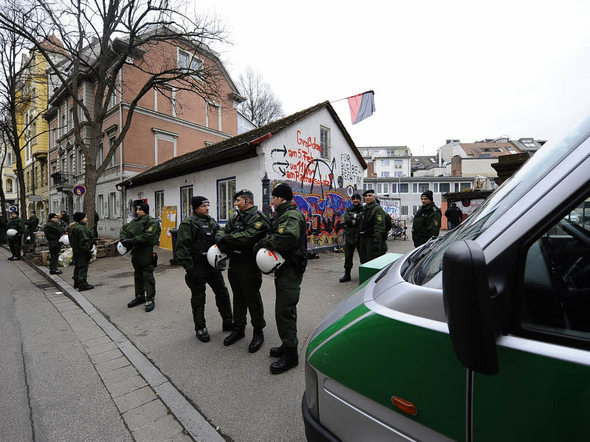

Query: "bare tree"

xmin=0 ymin=0 xmax=48 ymax=215
xmin=238 ymin=67 xmax=284 ymax=127
xmin=0 ymin=0 xmax=229 ymax=228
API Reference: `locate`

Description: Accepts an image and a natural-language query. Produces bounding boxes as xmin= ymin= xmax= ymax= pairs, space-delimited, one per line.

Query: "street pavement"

xmin=2 ymin=237 xmax=415 ymax=441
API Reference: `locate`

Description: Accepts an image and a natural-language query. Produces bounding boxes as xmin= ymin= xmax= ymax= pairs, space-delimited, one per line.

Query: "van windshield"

xmin=406 ymin=114 xmax=590 ymax=285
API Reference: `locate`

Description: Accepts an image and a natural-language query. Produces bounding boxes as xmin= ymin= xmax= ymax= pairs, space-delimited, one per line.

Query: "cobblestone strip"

xmin=27 ymin=261 xmax=224 ymax=442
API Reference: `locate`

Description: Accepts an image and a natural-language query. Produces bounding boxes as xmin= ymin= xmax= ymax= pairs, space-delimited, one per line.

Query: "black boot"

xmin=196 ymin=328 xmax=210 ymax=342
xmin=145 ymin=300 xmax=155 ymax=312
xmin=269 ymin=344 xmax=286 ymax=358
xmin=270 ymin=346 xmax=298 ymax=374
xmin=248 ymin=329 xmax=264 ymax=353
xmin=79 ymin=283 xmax=94 ymax=291
xmin=222 ymin=319 xmax=234 ymax=332
xmin=223 ymin=329 xmax=245 ymax=346
xmin=339 ymin=270 xmax=351 ymax=283
xmin=127 ymin=297 xmax=145 ymax=308
xmin=50 ymin=269 xmax=63 ymax=275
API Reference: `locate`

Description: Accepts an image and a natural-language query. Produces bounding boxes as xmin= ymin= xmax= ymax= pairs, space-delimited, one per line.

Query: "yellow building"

xmin=14 ymin=43 xmax=51 ymax=220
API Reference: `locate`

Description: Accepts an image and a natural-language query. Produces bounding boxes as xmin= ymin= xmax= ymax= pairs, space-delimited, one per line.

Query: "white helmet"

xmin=59 ymin=234 xmax=69 ymax=246
xmin=207 ymin=244 xmax=228 ymax=270
xmin=256 ymin=248 xmax=285 ymax=274
xmin=116 ymin=241 xmax=128 ymax=255
xmin=6 ymin=228 xmax=17 ymax=237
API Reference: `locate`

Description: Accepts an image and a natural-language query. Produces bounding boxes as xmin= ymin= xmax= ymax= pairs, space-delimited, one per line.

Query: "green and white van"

xmin=303 ymin=114 xmax=590 ymax=441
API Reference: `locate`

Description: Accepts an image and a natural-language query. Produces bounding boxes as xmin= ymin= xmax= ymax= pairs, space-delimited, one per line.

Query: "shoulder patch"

xmin=278 ymin=225 xmax=285 ymax=234
xmin=377 ymin=215 xmax=382 ymax=221
xmin=254 ymin=221 xmax=263 ymax=229
xmin=147 ymin=225 xmax=153 ymax=232
xmin=434 ymin=220 xmax=439 ymax=226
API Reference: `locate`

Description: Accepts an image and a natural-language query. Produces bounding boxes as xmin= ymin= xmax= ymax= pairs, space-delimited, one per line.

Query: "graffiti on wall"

xmin=269 ymin=128 xmax=364 ymax=249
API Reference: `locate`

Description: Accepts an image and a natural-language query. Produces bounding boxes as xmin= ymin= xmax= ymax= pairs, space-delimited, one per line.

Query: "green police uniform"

xmin=176 ymin=214 xmax=233 ymax=333
xmin=69 ymin=222 xmax=94 ymax=287
xmin=358 ymin=201 xmax=387 ymax=264
xmin=1 ymin=213 xmax=8 ymax=244
xmin=218 ymin=205 xmax=269 ymax=335
xmin=259 ymin=201 xmax=307 ymax=350
xmin=120 ymin=214 xmax=161 ymax=304
xmin=44 ymin=220 xmax=65 ymax=272
xmin=412 ymin=202 xmax=442 ymax=247
xmin=342 ymin=203 xmax=362 ymax=277
xmin=7 ymin=215 xmax=25 ymax=259
xmin=26 ymin=214 xmax=39 ymax=245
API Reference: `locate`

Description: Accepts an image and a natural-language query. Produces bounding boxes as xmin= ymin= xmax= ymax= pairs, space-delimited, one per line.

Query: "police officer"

xmin=69 ymin=212 xmax=94 ymax=291
xmin=444 ymin=201 xmax=463 ymax=230
xmin=339 ymin=193 xmax=362 ymax=282
xmin=7 ymin=210 xmax=25 ymax=260
xmin=257 ymin=183 xmax=307 ymax=374
xmin=26 ymin=210 xmax=39 ymax=247
xmin=44 ymin=213 xmax=64 ymax=274
xmin=176 ymin=196 xmax=233 ymax=343
xmin=0 ymin=210 xmax=8 ymax=245
xmin=412 ymin=190 xmax=442 ymax=247
xmin=358 ymin=189 xmax=387 ymax=264
xmin=120 ymin=203 xmax=161 ymax=312
xmin=217 ymin=189 xmax=270 ymax=352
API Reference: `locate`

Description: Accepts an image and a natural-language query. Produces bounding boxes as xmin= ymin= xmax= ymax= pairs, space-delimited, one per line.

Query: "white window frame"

xmin=217 ymin=177 xmax=236 ymax=222
xmin=180 ymin=185 xmax=193 ymax=222
xmin=177 ymin=48 xmax=203 ymax=78
xmin=155 ymin=190 xmax=164 ymax=220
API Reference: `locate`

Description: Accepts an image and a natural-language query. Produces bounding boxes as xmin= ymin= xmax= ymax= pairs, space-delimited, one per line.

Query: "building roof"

xmin=411 ymin=155 xmax=439 ymax=171
xmin=459 ymin=142 xmax=520 ymax=158
xmin=120 ymin=101 xmax=366 ymax=189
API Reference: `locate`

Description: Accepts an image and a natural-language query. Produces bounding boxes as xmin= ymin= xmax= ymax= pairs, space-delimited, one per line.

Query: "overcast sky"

xmin=194 ymin=0 xmax=590 ymax=155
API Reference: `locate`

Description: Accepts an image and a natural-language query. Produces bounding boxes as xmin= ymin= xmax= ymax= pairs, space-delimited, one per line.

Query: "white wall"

xmin=461 ymin=158 xmax=498 ymax=177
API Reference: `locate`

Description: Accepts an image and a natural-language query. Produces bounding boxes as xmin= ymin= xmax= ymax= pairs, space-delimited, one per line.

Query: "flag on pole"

xmin=347 ymin=90 xmax=375 ymax=124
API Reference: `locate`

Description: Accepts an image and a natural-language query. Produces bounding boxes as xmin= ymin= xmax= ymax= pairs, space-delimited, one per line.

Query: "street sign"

xmin=28 ymin=195 xmax=42 ymax=201
xmin=73 ymin=185 xmax=86 ymax=196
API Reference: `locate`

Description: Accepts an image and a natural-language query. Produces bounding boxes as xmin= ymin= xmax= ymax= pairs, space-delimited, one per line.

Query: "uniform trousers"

xmin=185 ymin=263 xmax=232 ymax=331
xmin=274 ymin=262 xmax=303 ymax=348
xmin=228 ymin=258 xmax=265 ymax=331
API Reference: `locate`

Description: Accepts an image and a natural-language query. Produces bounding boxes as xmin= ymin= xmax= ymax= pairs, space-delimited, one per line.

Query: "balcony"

xmin=51 ymin=171 xmax=74 ymax=191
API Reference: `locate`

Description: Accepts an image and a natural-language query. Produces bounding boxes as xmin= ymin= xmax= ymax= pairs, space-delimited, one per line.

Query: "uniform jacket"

xmin=342 ymin=203 xmax=362 ymax=245
xmin=26 ymin=215 xmax=39 ymax=232
xmin=444 ymin=206 xmax=463 ymax=225
xmin=359 ymin=201 xmax=386 ymax=249
xmin=412 ymin=202 xmax=442 ymax=246
xmin=8 ymin=216 xmax=26 ymax=235
xmin=69 ymin=222 xmax=94 ymax=255
xmin=120 ymin=215 xmax=161 ymax=266
xmin=218 ymin=205 xmax=269 ymax=261
xmin=176 ymin=214 xmax=219 ymax=272
xmin=44 ymin=220 xmax=65 ymax=242
xmin=260 ymin=201 xmax=307 ymax=271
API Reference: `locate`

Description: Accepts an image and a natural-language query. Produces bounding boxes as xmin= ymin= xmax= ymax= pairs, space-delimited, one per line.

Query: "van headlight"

xmin=305 ymin=360 xmax=319 ymax=420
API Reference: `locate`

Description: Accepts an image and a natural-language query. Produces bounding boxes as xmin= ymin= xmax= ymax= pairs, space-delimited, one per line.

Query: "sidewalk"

xmin=18 ymin=238 xmax=416 ymax=441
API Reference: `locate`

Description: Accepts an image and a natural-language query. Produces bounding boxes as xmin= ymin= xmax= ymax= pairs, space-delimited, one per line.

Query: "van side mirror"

xmin=443 ymin=240 xmax=498 ymax=375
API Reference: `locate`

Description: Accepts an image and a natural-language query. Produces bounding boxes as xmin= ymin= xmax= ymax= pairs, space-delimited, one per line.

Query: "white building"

xmin=119 ymin=101 xmax=367 ymax=250
xmin=359 ymin=145 xmax=411 ymax=179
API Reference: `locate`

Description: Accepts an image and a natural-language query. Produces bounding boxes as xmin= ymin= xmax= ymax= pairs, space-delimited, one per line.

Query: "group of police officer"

xmin=120 ymin=184 xmax=306 ymax=375
xmin=339 ymin=189 xmax=390 ymax=282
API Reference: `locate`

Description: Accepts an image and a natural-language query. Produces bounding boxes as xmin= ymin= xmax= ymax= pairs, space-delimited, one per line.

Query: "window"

xmin=383 ymin=183 xmax=389 ymax=194
xmin=97 ymin=144 xmax=104 ymax=166
xmin=401 ymin=206 xmax=408 ymax=216
xmin=439 ymin=182 xmax=450 ymax=193
xmin=363 ymin=183 xmax=370 ymax=191
xmin=97 ymin=194 xmax=104 ymax=217
xmin=454 ymin=183 xmax=460 ymax=192
xmin=381 ymin=159 xmax=389 ymax=166
xmin=217 ymin=177 xmax=236 ymax=222
xmin=60 ymin=112 xmax=66 ymax=137
xmin=77 ymin=149 xmax=83 ymax=175
xmin=519 ymin=197 xmax=590 ymax=341
xmin=108 ymin=192 xmax=117 ymax=218
xmin=376 ymin=183 xmax=382 ymax=193
xmin=399 ymin=183 xmax=409 ymax=193
xmin=109 ymin=89 xmax=117 ymax=108
xmin=68 ymin=107 xmax=73 ymax=132
xmin=413 ymin=205 xmax=420 ymax=215
xmin=320 ymin=126 xmax=331 ymax=159
xmin=69 ymin=153 xmax=74 ymax=173
xmin=109 ymin=138 xmax=117 ymax=168
xmin=381 ymin=171 xmax=390 ymax=177
xmin=394 ymin=159 xmax=403 ymax=169
xmin=460 ymin=182 xmax=472 ymax=191
xmin=51 ymin=128 xmax=56 ymax=148
xmin=6 ymin=178 xmax=13 ymax=192
xmin=433 ymin=183 xmax=439 ymax=193
xmin=206 ymin=102 xmax=221 ymax=130
xmin=155 ymin=191 xmax=164 ymax=220
xmin=391 ymin=183 xmax=397 ymax=193
xmin=180 ymin=186 xmax=193 ymax=221
xmin=419 ymin=183 xmax=429 ymax=193
xmin=178 ymin=49 xmax=203 ymax=77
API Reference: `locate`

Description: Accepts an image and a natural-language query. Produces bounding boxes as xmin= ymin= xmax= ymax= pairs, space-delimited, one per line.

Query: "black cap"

xmin=421 ymin=190 xmax=434 ymax=202
xmin=351 ymin=193 xmax=361 ymax=200
xmin=48 ymin=213 xmax=58 ymax=220
xmin=73 ymin=212 xmax=86 ymax=222
xmin=191 ymin=196 xmax=209 ymax=209
xmin=362 ymin=189 xmax=375 ymax=196
xmin=272 ymin=183 xmax=293 ymax=200
xmin=136 ymin=202 xmax=149 ymax=213
xmin=234 ymin=189 xmax=254 ymax=201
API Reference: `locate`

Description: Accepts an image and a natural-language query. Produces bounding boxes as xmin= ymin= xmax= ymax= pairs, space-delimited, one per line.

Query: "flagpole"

xmin=330 ymin=90 xmax=374 ymax=104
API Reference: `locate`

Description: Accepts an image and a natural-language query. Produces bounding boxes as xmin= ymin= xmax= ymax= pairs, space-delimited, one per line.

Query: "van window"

xmin=519 ymin=196 xmax=590 ymax=341
xmin=405 ymin=115 xmax=590 ymax=285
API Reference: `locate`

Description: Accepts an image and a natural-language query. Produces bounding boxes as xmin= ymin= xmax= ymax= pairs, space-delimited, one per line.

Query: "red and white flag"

xmin=347 ymin=91 xmax=375 ymax=124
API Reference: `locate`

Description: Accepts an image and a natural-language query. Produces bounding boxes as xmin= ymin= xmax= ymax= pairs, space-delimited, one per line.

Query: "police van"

xmin=302 ymin=114 xmax=590 ymax=441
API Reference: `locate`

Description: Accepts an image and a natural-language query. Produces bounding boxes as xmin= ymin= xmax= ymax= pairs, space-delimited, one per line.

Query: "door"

xmin=472 ymin=195 xmax=590 ymax=441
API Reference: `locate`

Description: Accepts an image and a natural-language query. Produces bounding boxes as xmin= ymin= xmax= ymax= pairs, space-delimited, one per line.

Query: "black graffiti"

xmin=271 ymin=145 xmax=287 ymax=157
xmin=300 ymin=157 xmax=336 ymax=197
xmin=272 ymin=161 xmax=289 ymax=176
